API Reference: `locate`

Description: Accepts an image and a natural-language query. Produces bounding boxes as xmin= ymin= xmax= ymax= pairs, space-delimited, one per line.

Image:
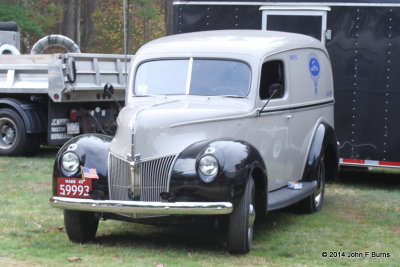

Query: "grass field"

xmin=0 ymin=148 xmax=399 ymax=267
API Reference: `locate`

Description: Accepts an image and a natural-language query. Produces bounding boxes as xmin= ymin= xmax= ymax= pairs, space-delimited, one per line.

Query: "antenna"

xmin=123 ymin=0 xmax=128 ymax=86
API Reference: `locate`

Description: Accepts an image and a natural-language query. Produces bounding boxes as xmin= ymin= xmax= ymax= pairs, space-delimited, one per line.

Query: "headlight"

xmin=61 ymin=151 xmax=80 ymax=173
xmin=198 ymin=155 xmax=219 ymax=182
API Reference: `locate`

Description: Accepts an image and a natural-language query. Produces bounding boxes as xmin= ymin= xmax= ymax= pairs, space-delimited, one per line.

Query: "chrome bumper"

xmin=50 ymin=196 xmax=233 ymax=215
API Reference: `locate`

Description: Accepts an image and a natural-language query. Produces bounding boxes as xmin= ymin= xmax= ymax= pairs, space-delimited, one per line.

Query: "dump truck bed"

xmin=0 ymin=53 xmax=132 ymax=102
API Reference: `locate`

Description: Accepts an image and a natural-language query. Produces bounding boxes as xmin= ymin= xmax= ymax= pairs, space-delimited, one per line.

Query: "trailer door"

xmin=261 ymin=6 xmax=330 ymax=44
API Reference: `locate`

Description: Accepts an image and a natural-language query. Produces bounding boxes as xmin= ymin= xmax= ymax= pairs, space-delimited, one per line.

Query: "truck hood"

xmin=110 ymin=97 xmax=253 ymax=160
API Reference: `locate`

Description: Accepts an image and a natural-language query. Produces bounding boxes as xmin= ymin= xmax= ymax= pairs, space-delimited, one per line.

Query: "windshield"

xmin=134 ymin=59 xmax=251 ymax=97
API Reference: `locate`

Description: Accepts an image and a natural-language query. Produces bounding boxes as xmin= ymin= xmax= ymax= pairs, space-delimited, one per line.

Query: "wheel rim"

xmin=248 ymin=203 xmax=255 ymax=245
xmin=247 ymin=180 xmax=256 ymax=247
xmin=0 ymin=117 xmax=17 ymax=149
xmin=314 ymin=160 xmax=325 ymax=206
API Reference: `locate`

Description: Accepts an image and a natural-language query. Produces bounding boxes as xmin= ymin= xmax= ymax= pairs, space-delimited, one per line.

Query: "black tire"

xmin=64 ymin=210 xmax=99 ymax=243
xmin=0 ymin=108 xmax=28 ymax=156
xmin=299 ymin=156 xmax=326 ymax=213
xmin=228 ymin=176 xmax=256 ymax=254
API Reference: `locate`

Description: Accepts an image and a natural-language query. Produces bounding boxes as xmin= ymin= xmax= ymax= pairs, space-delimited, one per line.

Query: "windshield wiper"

xmin=220 ymin=95 xmax=245 ymax=98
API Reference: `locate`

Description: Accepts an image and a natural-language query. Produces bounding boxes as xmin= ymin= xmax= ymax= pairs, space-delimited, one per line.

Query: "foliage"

xmin=82 ymin=0 xmax=165 ymax=54
xmin=0 ymin=1 xmax=44 ymax=37
xmin=0 ymin=0 xmax=167 ymax=54
xmin=90 ymin=0 xmax=124 ymax=53
xmin=0 ymin=152 xmax=399 ymax=266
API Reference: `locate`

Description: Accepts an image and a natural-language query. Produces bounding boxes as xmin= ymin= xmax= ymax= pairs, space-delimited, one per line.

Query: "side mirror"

xmin=104 ymin=83 xmax=114 ymax=96
xmin=268 ymin=83 xmax=284 ymax=98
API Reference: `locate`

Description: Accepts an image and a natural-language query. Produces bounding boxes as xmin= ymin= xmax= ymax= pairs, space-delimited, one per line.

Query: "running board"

xmin=267 ymin=181 xmax=317 ymax=211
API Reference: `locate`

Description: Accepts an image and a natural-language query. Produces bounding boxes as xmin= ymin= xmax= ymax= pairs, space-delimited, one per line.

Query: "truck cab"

xmin=50 ymin=30 xmax=338 ymax=254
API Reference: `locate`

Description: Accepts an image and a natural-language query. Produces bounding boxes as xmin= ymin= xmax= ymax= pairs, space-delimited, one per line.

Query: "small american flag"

xmin=81 ymin=167 xmax=99 ymax=179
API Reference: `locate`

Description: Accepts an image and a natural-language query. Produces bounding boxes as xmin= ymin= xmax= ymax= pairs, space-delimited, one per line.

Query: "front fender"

xmin=52 ymin=134 xmax=112 ymax=198
xmin=169 ymin=139 xmax=266 ymax=202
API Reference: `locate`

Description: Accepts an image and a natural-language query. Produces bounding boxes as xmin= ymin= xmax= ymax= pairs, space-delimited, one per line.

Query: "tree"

xmin=0 ymin=0 xmax=168 ymax=54
xmin=0 ymin=1 xmax=44 ymax=52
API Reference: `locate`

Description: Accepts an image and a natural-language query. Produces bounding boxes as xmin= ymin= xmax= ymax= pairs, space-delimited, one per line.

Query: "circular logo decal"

xmin=309 ymin=56 xmax=320 ymax=77
xmin=308 ymin=52 xmax=321 ymax=95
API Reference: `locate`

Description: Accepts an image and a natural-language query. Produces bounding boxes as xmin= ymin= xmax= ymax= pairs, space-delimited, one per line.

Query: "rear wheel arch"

xmin=324 ymin=142 xmax=339 ymax=181
xmin=302 ymin=122 xmax=338 ymax=182
xmin=251 ymin=166 xmax=268 ymax=216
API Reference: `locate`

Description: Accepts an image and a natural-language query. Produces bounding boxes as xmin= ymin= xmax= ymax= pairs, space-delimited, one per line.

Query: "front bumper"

xmin=50 ymin=196 xmax=233 ymax=215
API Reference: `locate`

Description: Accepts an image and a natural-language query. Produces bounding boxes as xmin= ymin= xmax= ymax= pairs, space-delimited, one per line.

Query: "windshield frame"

xmin=133 ymin=57 xmax=252 ymax=97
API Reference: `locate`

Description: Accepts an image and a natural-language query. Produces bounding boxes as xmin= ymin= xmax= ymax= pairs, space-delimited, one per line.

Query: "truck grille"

xmin=108 ymin=153 xmax=176 ymax=217
xmin=108 ymin=153 xmax=131 ymax=201
xmin=140 ymin=155 xmax=176 ymax=202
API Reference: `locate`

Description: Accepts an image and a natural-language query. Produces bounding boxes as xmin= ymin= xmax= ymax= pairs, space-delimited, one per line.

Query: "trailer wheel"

xmin=0 ymin=108 xmax=29 ymax=156
xmin=228 ymin=176 xmax=255 ymax=254
xmin=299 ymin=155 xmax=326 ymax=213
xmin=64 ymin=210 xmax=99 ymax=243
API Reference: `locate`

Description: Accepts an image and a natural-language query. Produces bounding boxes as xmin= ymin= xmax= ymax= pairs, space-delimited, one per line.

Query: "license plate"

xmin=57 ymin=178 xmax=92 ymax=198
xmin=67 ymin=122 xmax=80 ymax=135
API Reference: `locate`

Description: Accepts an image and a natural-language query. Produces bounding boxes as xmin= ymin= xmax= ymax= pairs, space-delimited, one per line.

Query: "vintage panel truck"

xmin=50 ymin=30 xmax=338 ymax=254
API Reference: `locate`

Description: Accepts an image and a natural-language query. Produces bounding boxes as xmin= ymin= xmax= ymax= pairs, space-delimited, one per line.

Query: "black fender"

xmin=302 ymin=122 xmax=339 ymax=182
xmin=169 ymin=138 xmax=267 ymax=203
xmin=0 ymin=98 xmax=46 ymax=133
xmin=52 ymin=133 xmax=112 ymax=199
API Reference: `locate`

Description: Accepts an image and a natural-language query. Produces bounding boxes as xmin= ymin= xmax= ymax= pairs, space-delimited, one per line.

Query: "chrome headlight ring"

xmin=198 ymin=154 xmax=219 ymax=183
xmin=61 ymin=151 xmax=80 ymax=174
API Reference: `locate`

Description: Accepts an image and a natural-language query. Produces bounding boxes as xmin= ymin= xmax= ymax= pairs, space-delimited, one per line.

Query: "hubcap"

xmin=248 ymin=203 xmax=255 ymax=245
xmin=0 ymin=118 xmax=17 ymax=149
xmin=315 ymin=189 xmax=322 ymax=206
xmin=314 ymin=160 xmax=325 ymax=206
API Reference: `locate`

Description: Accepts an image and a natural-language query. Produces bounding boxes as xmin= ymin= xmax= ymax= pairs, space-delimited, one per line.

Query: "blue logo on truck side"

xmin=308 ymin=53 xmax=320 ymax=95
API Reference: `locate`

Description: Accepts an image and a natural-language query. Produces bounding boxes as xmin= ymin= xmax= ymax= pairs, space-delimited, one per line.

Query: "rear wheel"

xmin=64 ymin=210 xmax=99 ymax=243
xmin=299 ymin=156 xmax=326 ymax=213
xmin=0 ymin=108 xmax=27 ymax=156
xmin=0 ymin=108 xmax=42 ymax=156
xmin=228 ymin=176 xmax=255 ymax=254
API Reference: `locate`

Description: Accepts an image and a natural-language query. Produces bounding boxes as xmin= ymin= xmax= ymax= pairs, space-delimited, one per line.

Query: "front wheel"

xmin=299 ymin=156 xmax=326 ymax=213
xmin=64 ymin=210 xmax=99 ymax=243
xmin=228 ymin=176 xmax=255 ymax=254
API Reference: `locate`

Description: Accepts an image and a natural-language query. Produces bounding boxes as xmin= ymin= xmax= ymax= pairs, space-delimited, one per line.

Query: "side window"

xmin=259 ymin=60 xmax=285 ymax=100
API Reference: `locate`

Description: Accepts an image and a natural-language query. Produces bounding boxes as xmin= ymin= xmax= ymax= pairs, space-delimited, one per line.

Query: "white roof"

xmin=137 ymin=30 xmax=325 ymax=58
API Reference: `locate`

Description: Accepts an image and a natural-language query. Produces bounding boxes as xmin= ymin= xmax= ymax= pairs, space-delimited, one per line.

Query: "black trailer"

xmin=173 ymin=0 xmax=400 ymax=169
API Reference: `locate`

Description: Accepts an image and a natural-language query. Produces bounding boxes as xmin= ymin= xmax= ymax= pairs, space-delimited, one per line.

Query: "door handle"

xmin=286 ymin=114 xmax=293 ymax=119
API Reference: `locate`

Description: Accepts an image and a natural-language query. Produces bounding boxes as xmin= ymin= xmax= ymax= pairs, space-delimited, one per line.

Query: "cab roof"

xmin=137 ymin=30 xmax=326 ymax=58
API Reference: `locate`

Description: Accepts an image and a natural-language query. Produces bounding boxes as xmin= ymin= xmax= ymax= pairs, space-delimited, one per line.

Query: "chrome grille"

xmin=108 ymin=153 xmax=176 ymax=217
xmin=140 ymin=155 xmax=176 ymax=202
xmin=108 ymin=153 xmax=131 ymax=201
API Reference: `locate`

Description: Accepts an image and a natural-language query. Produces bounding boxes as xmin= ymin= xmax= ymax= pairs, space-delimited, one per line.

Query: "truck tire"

xmin=0 ymin=108 xmax=28 ymax=156
xmin=64 ymin=210 xmax=99 ymax=243
xmin=299 ymin=155 xmax=326 ymax=213
xmin=228 ymin=176 xmax=256 ymax=254
xmin=0 ymin=108 xmax=42 ymax=156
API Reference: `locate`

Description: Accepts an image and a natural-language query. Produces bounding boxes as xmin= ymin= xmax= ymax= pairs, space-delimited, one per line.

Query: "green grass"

xmin=0 ymin=150 xmax=399 ymax=266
